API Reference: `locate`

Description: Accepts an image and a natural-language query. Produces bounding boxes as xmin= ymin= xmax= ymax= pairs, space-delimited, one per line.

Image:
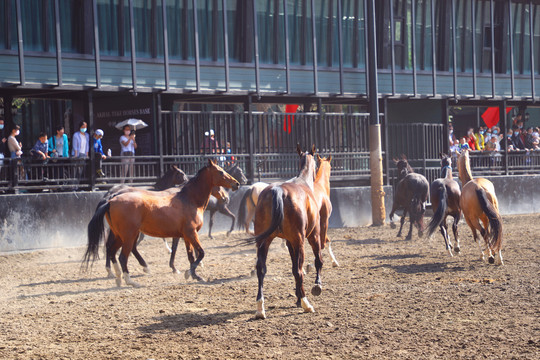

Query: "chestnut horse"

xmin=84 ymin=159 xmax=240 ymax=287
xmin=426 ymin=153 xmax=462 ymax=256
xmin=311 ymin=155 xmax=337 ymax=267
xmin=102 ymin=166 xmax=189 ymax=275
xmin=253 ymin=145 xmax=322 ymax=319
xmin=236 ymin=182 xmax=270 ymax=235
xmin=388 ymin=158 xmax=429 ymax=240
xmin=457 ymin=150 xmax=503 ymax=265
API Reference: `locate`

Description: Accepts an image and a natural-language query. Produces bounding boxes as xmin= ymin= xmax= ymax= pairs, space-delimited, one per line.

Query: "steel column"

xmin=529 ymin=1 xmax=535 ymax=100
xmin=161 ymin=0 xmax=170 ymax=91
xmin=92 ymin=0 xmax=101 ymax=88
xmin=508 ymin=0 xmax=515 ymax=99
xmin=192 ymin=0 xmax=201 ymax=92
xmin=310 ymin=0 xmax=318 ymax=95
xmin=54 ymin=0 xmax=62 ymax=86
xmin=128 ymin=0 xmax=137 ymax=93
xmin=15 ymin=0 xmax=25 ymax=86
xmin=252 ymin=0 xmax=260 ymax=97
xmin=222 ymin=0 xmax=230 ymax=92
xmin=337 ymin=0 xmax=344 ymax=95
xmin=490 ymin=0 xmax=496 ymax=98
xmin=283 ymin=0 xmax=291 ymax=94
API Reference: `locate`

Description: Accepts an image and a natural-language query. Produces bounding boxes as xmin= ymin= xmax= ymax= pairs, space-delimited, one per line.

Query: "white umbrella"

xmin=115 ymin=118 xmax=148 ymax=131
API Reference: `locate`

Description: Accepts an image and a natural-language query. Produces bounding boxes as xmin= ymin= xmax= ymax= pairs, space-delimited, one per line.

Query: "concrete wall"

xmin=1 ymin=175 xmax=539 ymax=252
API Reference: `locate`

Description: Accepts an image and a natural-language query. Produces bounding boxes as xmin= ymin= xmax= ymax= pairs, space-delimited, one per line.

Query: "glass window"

xmin=166 ymin=0 xmax=194 ymax=61
xmin=20 ymin=0 xmax=55 ymax=52
xmin=59 ymin=0 xmax=85 ymax=54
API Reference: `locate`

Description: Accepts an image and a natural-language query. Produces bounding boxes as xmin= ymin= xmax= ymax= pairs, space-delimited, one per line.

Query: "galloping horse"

xmin=84 ymin=159 xmax=240 ymax=287
xmin=102 ymin=166 xmax=189 ymax=276
xmin=388 ymin=157 xmax=429 ymax=240
xmin=426 ymin=153 xmax=462 ymax=256
xmin=457 ymin=149 xmax=503 ymax=265
xmin=236 ymin=182 xmax=270 ymax=235
xmin=253 ymin=145 xmax=322 ymax=319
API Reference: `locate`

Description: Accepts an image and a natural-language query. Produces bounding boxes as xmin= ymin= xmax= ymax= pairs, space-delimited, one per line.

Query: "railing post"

xmin=157 ymin=93 xmax=164 ymax=176
xmin=499 ymin=101 xmax=509 ymax=175
xmin=383 ymin=98 xmax=390 ymax=186
xmin=88 ymin=91 xmax=96 ymax=190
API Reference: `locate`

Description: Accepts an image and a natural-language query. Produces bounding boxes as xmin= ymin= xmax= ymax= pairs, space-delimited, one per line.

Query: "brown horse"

xmin=426 ymin=153 xmax=462 ymax=256
xmin=457 ymin=149 xmax=503 ymax=265
xmin=84 ymin=159 xmax=240 ymax=287
xmin=253 ymin=144 xmax=322 ymax=319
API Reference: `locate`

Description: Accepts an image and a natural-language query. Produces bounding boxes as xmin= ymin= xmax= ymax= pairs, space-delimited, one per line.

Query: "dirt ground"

xmin=0 ymin=214 xmax=539 ymax=359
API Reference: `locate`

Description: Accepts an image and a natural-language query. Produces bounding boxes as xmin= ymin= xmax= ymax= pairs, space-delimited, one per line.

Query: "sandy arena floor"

xmin=0 ymin=214 xmax=539 ymax=359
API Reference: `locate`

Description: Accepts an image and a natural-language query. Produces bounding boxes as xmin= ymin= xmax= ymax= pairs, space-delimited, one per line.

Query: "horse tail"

xmin=236 ymin=188 xmax=252 ymax=230
xmin=83 ymin=200 xmax=110 ymax=268
xmin=475 ymin=188 xmax=503 ymax=252
xmin=427 ymin=185 xmax=448 ymax=238
xmin=254 ymin=187 xmax=284 ymax=248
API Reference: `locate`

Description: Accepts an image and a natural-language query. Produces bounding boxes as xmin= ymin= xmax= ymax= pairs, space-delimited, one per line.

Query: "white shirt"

xmin=120 ymin=135 xmax=135 ymax=153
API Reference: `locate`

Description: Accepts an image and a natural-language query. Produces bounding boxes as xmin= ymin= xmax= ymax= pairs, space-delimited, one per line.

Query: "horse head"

xmin=395 ymin=156 xmax=413 ymax=181
xmin=171 ymin=165 xmax=189 ymax=186
xmin=207 ymin=159 xmax=240 ymax=191
xmin=227 ymin=163 xmax=248 ymax=185
xmin=212 ymin=186 xmax=230 ymax=204
xmin=297 ymin=144 xmax=318 ymax=183
xmin=315 ymin=154 xmax=332 ymax=194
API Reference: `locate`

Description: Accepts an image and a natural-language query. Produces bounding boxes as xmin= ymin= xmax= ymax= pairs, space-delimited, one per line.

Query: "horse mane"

xmin=178 ymin=165 xmax=208 ymax=195
xmin=457 ymin=150 xmax=473 ymax=184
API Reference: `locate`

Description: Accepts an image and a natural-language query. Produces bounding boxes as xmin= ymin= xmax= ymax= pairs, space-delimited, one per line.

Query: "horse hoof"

xmin=250 ymin=269 xmax=256 ymax=277
xmin=488 ymin=256 xmax=495 ymax=264
xmin=300 ymin=297 xmax=315 ymax=313
xmin=390 ymin=222 xmax=396 ymax=229
xmin=106 ymin=269 xmax=116 ymax=279
xmin=115 ymin=277 xmax=122 ymax=287
xmin=184 ymin=270 xmax=191 ymax=280
xmin=311 ymin=284 xmax=322 ymax=296
xmin=194 ymin=275 xmax=205 ymax=282
xmin=226 ymin=231 xmax=231 ymax=237
xmin=255 ymin=310 xmax=266 ymax=320
xmin=143 ymin=266 xmax=150 ymax=274
xmin=305 ymin=264 xmax=313 ymax=274
xmin=332 ymin=261 xmax=339 ymax=268
xmin=454 ymin=247 xmax=461 ymax=254
xmin=405 ymin=236 xmax=412 ymax=241
xmin=172 ymin=268 xmax=179 ymax=274
xmin=418 ymin=231 xmax=424 ymax=238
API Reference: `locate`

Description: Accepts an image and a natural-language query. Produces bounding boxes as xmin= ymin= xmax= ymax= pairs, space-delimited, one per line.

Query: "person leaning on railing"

xmin=49 ymin=125 xmax=69 ymax=158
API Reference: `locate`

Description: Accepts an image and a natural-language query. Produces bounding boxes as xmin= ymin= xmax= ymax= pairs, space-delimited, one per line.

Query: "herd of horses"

xmin=82 ymin=146 xmax=504 ymax=319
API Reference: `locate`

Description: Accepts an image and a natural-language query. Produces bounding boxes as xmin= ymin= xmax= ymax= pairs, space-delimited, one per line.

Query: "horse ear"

xmin=310 ymin=144 xmax=316 ymax=155
xmin=208 ymin=159 xmax=216 ymax=166
xmin=400 ymin=154 xmax=407 ymax=160
xmin=392 ymin=157 xmax=399 ymax=164
xmin=327 ymin=155 xmax=332 ymax=163
xmin=172 ymin=165 xmax=179 ymax=170
xmin=316 ymin=154 xmax=322 ymax=162
xmin=296 ymin=143 xmax=303 ymax=156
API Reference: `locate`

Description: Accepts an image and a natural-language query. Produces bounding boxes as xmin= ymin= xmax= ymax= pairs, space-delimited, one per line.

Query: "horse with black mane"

xmin=426 ymin=153 xmax=462 ymax=256
xmin=84 ymin=159 xmax=240 ymax=287
xmin=388 ymin=157 xmax=429 ymax=240
xmin=252 ymin=144 xmax=322 ymax=319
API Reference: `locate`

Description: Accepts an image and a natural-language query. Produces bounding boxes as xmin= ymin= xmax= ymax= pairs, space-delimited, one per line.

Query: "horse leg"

xmin=307 ymin=231 xmax=323 ymax=297
xmin=439 ymin=222 xmax=453 ymax=257
xmin=163 ymin=238 xmax=172 ymax=254
xmin=495 ymin=250 xmax=504 ymax=266
xmin=452 ymin=213 xmax=461 ymax=254
xmin=405 ymin=210 xmax=415 ymax=240
xmin=480 ymin=216 xmax=496 ymax=264
xmin=208 ymin=210 xmax=215 ymax=240
xmin=397 ymin=209 xmax=407 ymax=237
xmin=136 ymin=232 xmax=145 ymax=246
xmin=169 ymin=237 xmax=180 ymax=274
xmin=327 ymin=239 xmax=339 ymax=267
xmin=255 ymin=239 xmax=272 ymax=319
xmin=184 ymin=231 xmax=205 ymax=282
xmin=182 ymin=240 xmax=196 ymax=279
xmin=388 ymin=204 xmax=397 ymax=229
xmin=105 ymin=230 xmax=116 ymax=278
xmin=246 ymin=202 xmax=256 ymax=235
xmin=465 ymin=216 xmax=486 ymax=262
xmin=220 ymin=205 xmax=236 ymax=237
xmin=107 ymin=238 xmax=122 ymax=285
xmin=131 ymin=239 xmax=150 ymax=274
xmin=118 ymin=236 xmax=141 ymax=287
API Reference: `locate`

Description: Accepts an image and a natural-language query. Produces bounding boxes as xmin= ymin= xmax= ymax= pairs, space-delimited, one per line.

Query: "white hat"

xmin=204 ymin=131 xmax=209 ymax=137
xmin=209 ymin=129 xmax=214 ymax=136
xmin=95 ymin=129 xmax=104 ymax=136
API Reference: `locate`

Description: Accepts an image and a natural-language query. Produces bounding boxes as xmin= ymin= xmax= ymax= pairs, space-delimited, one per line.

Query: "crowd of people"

xmin=0 ymin=119 xmax=138 ymax=182
xmin=449 ymin=119 xmax=540 ymax=155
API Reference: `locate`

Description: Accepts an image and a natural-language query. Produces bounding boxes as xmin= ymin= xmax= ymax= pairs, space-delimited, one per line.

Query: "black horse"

xmin=388 ymin=157 xmax=429 ymax=240
xmin=427 ymin=153 xmax=462 ymax=256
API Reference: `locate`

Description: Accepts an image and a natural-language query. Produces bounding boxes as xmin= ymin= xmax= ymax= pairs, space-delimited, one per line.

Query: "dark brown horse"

xmin=253 ymin=145 xmax=322 ymax=319
xmin=84 ymin=159 xmax=240 ymax=287
xmin=426 ymin=153 xmax=462 ymax=256
xmin=457 ymin=149 xmax=503 ymax=265
xmin=389 ymin=157 xmax=429 ymax=240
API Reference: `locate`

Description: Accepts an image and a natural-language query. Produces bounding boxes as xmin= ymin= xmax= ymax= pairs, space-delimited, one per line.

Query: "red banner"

xmin=481 ymin=107 xmax=512 ymax=128
xmin=283 ymin=104 xmax=299 ymax=133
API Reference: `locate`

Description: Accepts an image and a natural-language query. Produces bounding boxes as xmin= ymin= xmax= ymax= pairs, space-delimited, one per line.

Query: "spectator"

xmin=466 ymin=128 xmax=476 ymax=150
xmin=484 ymin=127 xmax=493 ymax=143
xmin=92 ymin=129 xmax=107 ymax=177
xmin=459 ymin=137 xmax=470 ymax=151
xmin=30 ymin=132 xmax=50 ymax=160
xmin=49 ymin=125 xmax=69 ymax=158
xmin=120 ymin=125 xmax=137 ymax=183
xmin=0 ymin=118 xmax=6 ymax=168
xmin=475 ymin=127 xmax=486 ymax=151
xmin=486 ymin=135 xmax=500 ymax=152
xmin=202 ymin=129 xmax=221 ymax=155
xmin=449 ymin=134 xmax=459 ymax=154
xmin=524 ymin=127 xmax=536 ymax=150
xmin=7 ymin=125 xmax=23 ymax=158
xmin=72 ymin=121 xmax=89 ymax=158
xmin=512 ymin=125 xmax=526 ymax=150
xmin=506 ymin=129 xmax=516 ymax=151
